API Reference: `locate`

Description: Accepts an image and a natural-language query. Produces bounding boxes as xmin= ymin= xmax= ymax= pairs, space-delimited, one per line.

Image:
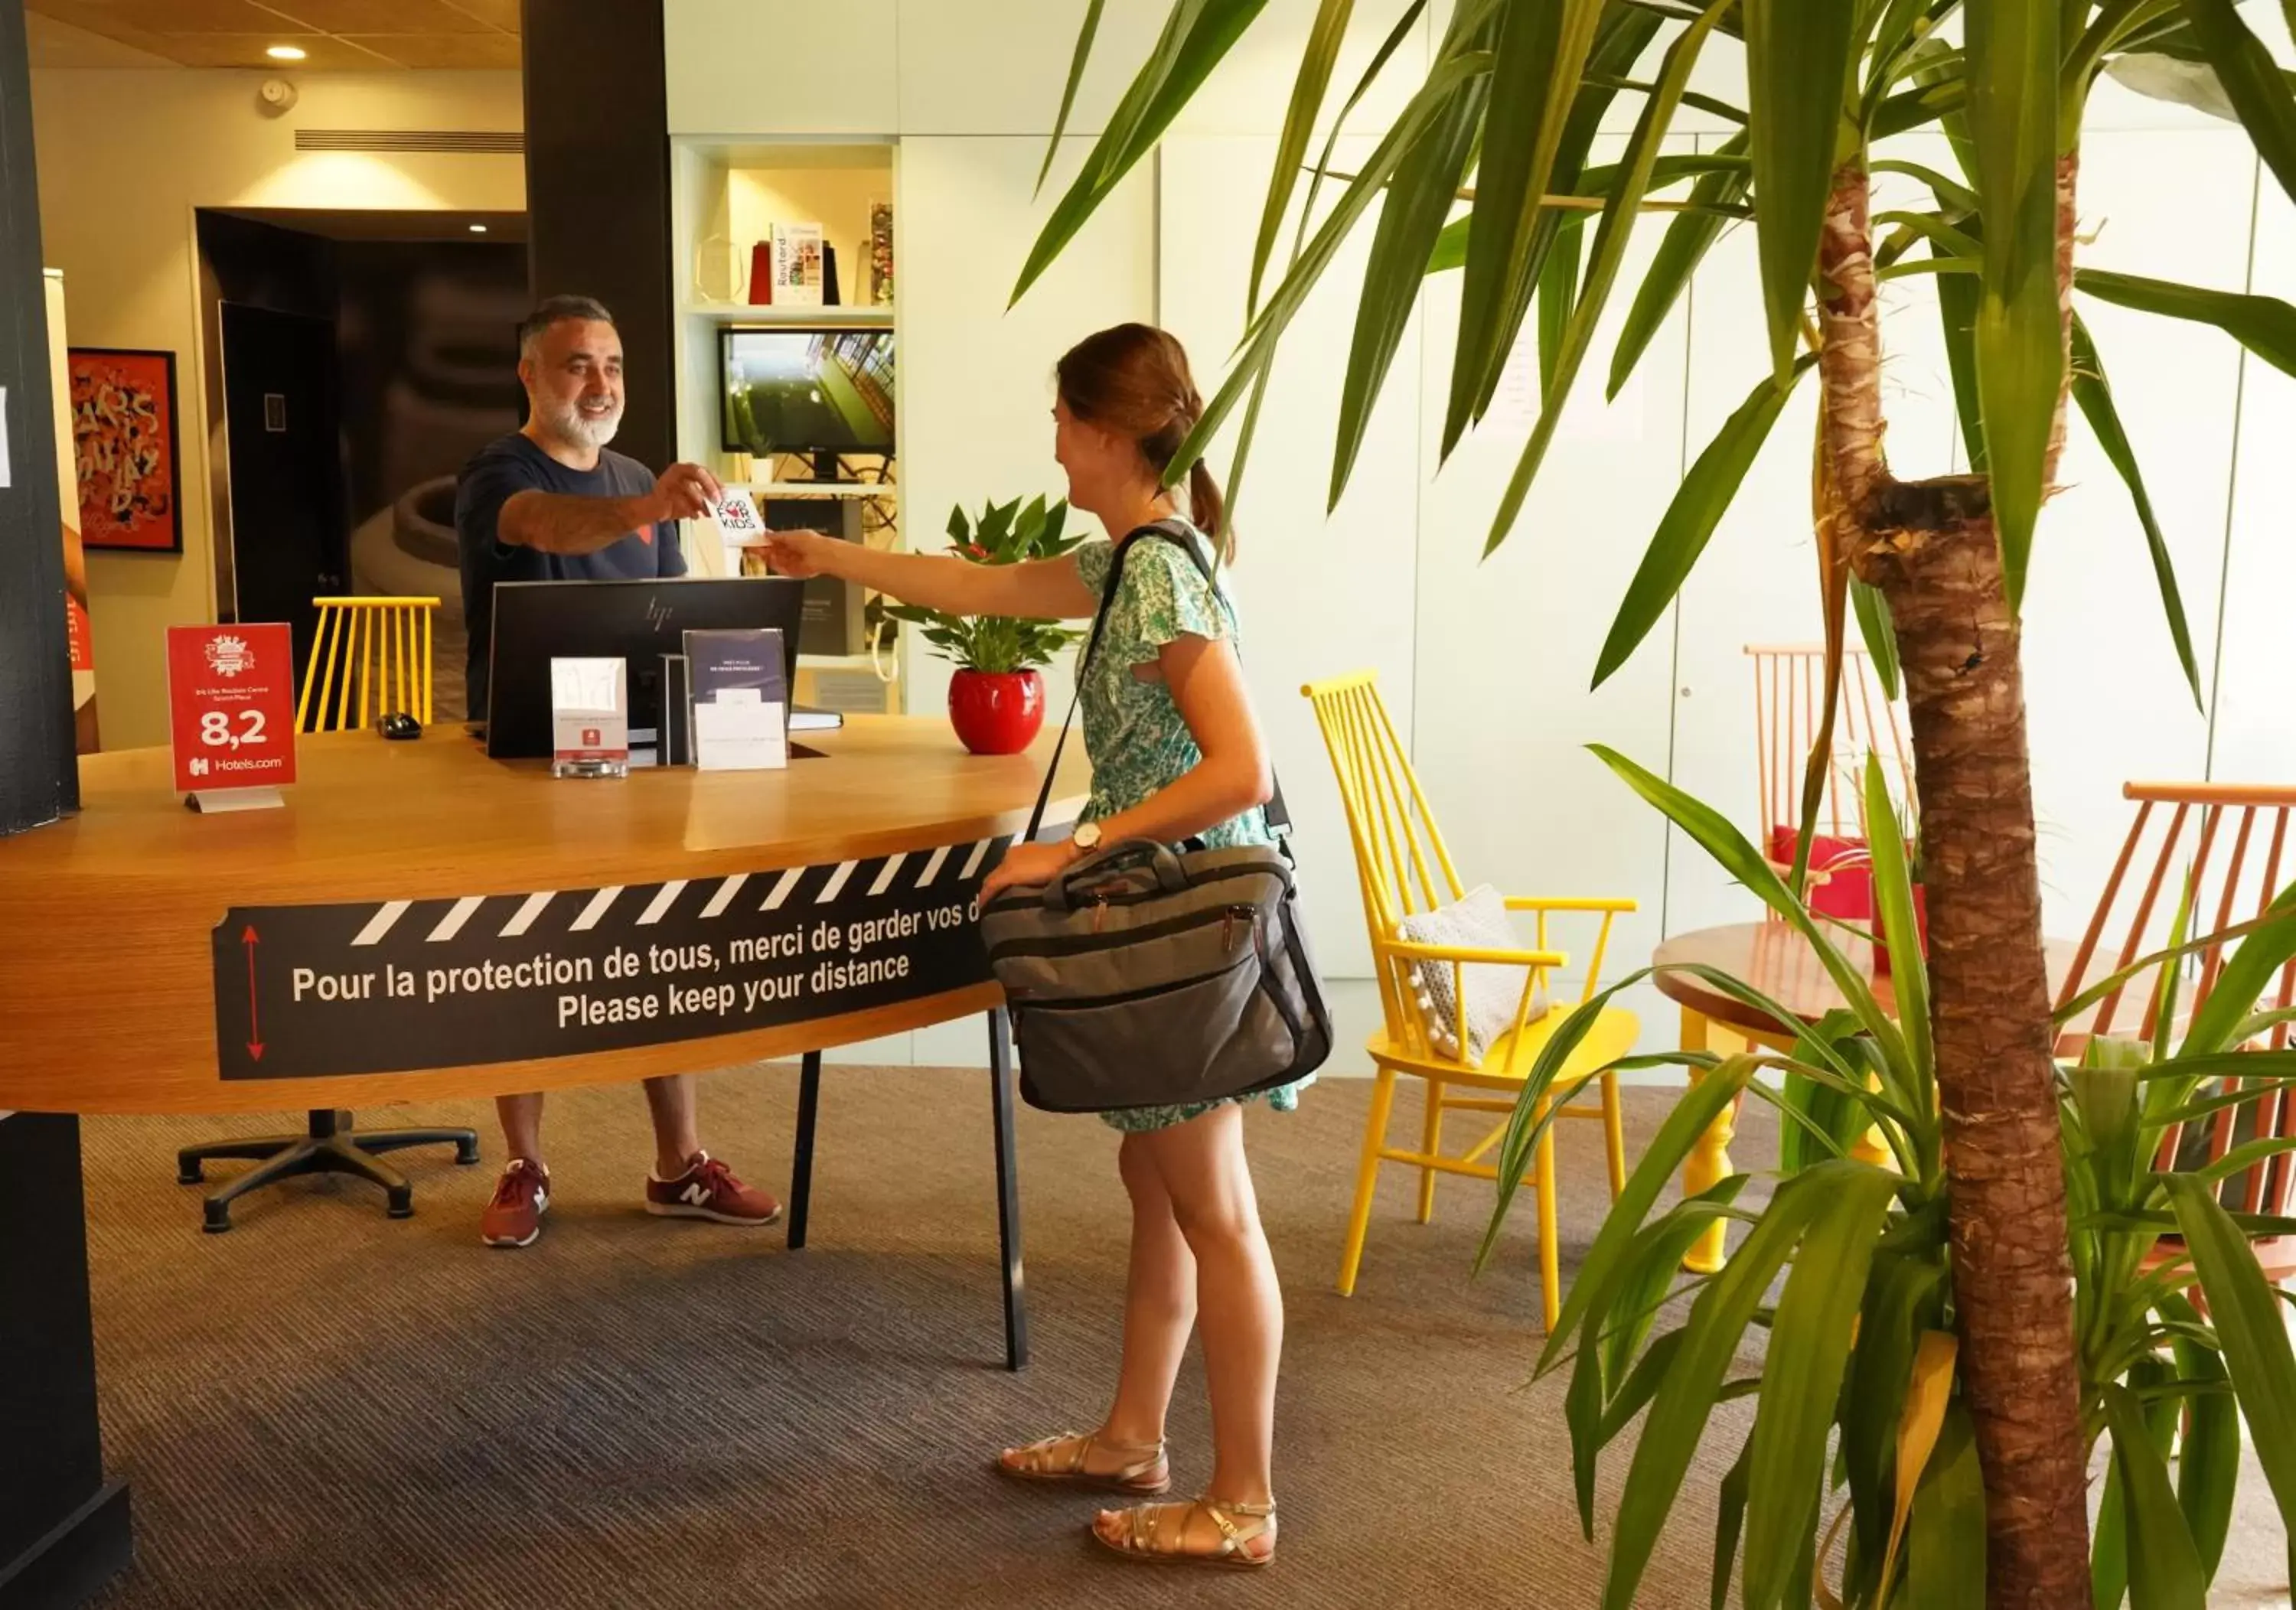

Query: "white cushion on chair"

xmin=1397 ymin=885 xmax=1548 ymax=1063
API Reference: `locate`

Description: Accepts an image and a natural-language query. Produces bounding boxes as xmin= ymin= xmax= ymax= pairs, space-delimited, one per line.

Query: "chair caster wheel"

xmin=455 ymin=1140 xmax=481 ymax=1165
xmin=203 ymin=1211 xmax=233 ymax=1234
xmin=178 ymin=1165 xmax=204 ymax=1185
xmin=387 ymin=1194 xmax=415 ymax=1220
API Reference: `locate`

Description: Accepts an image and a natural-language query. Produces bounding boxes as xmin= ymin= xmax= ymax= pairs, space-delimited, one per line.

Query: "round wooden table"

xmin=1651 ymin=921 xmax=2083 ymax=1271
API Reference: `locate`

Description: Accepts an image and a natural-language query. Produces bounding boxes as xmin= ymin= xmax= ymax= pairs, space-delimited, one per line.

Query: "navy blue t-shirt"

xmin=455 ymin=432 xmax=687 ymax=719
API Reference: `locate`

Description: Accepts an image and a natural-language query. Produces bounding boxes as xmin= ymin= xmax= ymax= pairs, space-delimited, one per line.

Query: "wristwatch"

xmin=1071 ymin=822 xmax=1104 ymax=855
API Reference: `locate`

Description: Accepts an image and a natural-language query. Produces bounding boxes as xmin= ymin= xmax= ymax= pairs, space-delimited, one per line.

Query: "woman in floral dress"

xmin=758 ymin=323 xmax=1297 ymax=1570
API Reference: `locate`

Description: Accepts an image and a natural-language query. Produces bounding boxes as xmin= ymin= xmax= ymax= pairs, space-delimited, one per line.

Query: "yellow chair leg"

xmin=1681 ymin=1005 xmax=1737 ymax=1276
xmin=1417 ymin=1079 xmax=1444 ymax=1224
xmin=1338 ymin=1069 xmax=1398 ymax=1298
xmin=1534 ymin=1094 xmax=1562 ymax=1335
xmin=1849 ymin=1068 xmax=1896 ymax=1171
xmin=1600 ymin=1069 xmax=1627 ymax=1201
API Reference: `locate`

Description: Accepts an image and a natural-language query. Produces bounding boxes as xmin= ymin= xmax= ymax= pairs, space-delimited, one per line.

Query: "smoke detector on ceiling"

xmin=259 ymin=78 xmax=299 ymax=116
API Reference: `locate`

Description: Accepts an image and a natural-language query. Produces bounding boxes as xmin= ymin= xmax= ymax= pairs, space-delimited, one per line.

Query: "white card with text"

xmin=715 ymin=487 xmax=765 ymax=544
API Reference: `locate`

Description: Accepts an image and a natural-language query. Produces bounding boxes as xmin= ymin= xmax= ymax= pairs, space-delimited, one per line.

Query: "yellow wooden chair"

xmin=1303 ymin=671 xmax=1641 ymax=1331
xmin=298 ymin=596 xmax=438 ymax=732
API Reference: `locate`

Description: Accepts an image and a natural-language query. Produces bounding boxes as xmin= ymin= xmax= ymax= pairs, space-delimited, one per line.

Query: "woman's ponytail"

xmin=1055 ymin=324 xmax=1235 ymax=559
xmin=1186 ymin=459 xmax=1228 ymax=558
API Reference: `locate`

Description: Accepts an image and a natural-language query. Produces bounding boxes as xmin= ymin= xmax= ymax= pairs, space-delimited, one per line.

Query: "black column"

xmin=0 ymin=0 xmax=79 ymax=836
xmin=520 ymin=1 xmax=676 ymax=472
xmin=0 ymin=1116 xmax=131 ymax=1607
xmin=0 ymin=27 xmax=129 ymax=1603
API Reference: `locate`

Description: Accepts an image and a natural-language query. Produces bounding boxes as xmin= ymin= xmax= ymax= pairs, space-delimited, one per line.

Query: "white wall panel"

xmin=896 ymin=0 xmax=1172 ymax=136
xmin=1665 ymin=208 xmax=1833 ymax=941
xmin=1169 ymin=0 xmax=1429 ymax=139
xmin=895 ymin=1 xmax=1426 ymax=139
xmin=2022 ymin=130 xmax=2249 ymax=937
xmin=895 ymin=137 xmax=1158 ymax=720
xmin=1157 ymin=135 xmax=1424 ymax=979
xmin=667 ymin=0 xmax=899 ymax=135
xmin=2206 ymin=161 xmax=2292 ymax=787
xmin=1412 ymin=137 xmax=1691 ymax=1048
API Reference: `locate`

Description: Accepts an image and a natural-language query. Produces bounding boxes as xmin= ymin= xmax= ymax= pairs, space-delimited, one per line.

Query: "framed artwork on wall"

xmin=68 ymin=346 xmax=182 ymax=553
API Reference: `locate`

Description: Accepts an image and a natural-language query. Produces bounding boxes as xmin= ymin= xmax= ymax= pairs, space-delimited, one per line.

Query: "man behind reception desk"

xmin=452 ymin=294 xmax=784 ymax=1249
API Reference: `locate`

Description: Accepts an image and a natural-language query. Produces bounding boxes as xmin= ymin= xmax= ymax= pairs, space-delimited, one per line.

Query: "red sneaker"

xmin=481 ymin=1158 xmax=550 ymax=1248
xmin=645 ymin=1151 xmax=784 ymax=1226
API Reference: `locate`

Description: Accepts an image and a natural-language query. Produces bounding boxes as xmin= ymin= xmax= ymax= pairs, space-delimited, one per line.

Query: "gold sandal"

xmin=1091 ymin=1496 xmax=1277 ymax=1570
xmin=996 ymin=1430 xmax=1170 ymax=1494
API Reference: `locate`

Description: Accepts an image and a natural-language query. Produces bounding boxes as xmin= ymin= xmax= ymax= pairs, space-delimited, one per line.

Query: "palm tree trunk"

xmin=1860 ymin=480 xmax=2092 ymax=1609
xmin=1818 ymin=166 xmax=1889 ymax=510
xmin=1818 ymin=161 xmax=2092 ymax=1607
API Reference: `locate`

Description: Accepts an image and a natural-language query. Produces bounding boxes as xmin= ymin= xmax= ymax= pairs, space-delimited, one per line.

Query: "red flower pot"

xmin=948 ymin=669 xmax=1045 ymax=756
xmin=1874 ymin=885 xmax=1929 ymax=975
xmin=1769 ymin=826 xmax=1874 ymax=921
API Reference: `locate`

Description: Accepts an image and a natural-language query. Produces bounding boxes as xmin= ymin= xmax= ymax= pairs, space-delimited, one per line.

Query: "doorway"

xmin=220 ymin=302 xmax=344 ymax=674
xmin=196 ymin=208 xmax=527 ymax=712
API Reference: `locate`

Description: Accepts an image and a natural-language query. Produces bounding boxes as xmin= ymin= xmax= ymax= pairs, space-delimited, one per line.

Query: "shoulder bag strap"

xmin=1020 ymin=528 xmax=1142 ymax=843
xmin=1021 ymin=520 xmax=1292 ymax=844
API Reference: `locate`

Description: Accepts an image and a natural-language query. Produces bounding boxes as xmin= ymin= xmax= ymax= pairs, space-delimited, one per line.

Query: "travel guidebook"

xmin=683 ymin=627 xmax=788 ymax=771
xmin=771 ymin=223 xmax=824 ymax=308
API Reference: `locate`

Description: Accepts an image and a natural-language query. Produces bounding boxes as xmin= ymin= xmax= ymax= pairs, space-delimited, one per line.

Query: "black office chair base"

xmin=178 ymin=1109 xmax=480 ymax=1233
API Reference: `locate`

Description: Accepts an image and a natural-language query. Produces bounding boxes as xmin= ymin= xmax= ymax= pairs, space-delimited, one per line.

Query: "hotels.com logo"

xmin=189 ymin=756 xmax=210 ymax=777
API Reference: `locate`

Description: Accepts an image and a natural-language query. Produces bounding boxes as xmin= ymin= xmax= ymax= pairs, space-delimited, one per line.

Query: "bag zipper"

xmin=1009 ymin=944 xmax=1258 ymax=1014
xmin=990 ymin=901 xmax=1259 ymax=963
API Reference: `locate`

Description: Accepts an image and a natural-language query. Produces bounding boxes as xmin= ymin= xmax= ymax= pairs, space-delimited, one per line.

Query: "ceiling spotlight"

xmin=266 ymin=44 xmax=307 ymax=60
xmin=468 ymin=223 xmax=488 ymax=233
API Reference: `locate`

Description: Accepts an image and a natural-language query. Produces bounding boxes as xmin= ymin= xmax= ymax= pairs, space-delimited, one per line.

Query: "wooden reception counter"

xmin=0 ymin=716 xmax=1084 ymax=1605
xmin=0 ymin=717 xmax=1084 ymax=1115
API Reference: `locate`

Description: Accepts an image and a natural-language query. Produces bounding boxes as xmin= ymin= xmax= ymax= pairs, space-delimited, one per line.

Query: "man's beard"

xmin=543 ymin=396 xmax=621 ymax=450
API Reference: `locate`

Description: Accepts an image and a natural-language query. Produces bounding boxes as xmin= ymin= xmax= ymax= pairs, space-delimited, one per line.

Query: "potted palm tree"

xmin=888 ymin=495 xmax=1084 ymax=755
xmin=1011 ymin=1 xmax=2296 ymax=1599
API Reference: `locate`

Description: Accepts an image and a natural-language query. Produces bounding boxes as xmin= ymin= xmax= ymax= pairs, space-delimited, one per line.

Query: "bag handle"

xmin=1022 ymin=518 xmax=1290 ymax=846
xmin=1042 ymin=839 xmax=1189 ymax=911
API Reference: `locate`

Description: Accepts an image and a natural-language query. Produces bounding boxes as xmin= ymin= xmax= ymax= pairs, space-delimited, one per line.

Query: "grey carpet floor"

xmin=70 ymin=1070 xmax=2291 ymax=1608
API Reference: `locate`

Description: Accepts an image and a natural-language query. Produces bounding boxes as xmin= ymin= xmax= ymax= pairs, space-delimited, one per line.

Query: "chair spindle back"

xmin=297 ymin=597 xmax=439 ymax=733
xmin=2055 ymin=783 xmax=2296 ymax=1217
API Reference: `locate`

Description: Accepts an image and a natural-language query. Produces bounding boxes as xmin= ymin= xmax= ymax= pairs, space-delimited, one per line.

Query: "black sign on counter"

xmin=209 ymin=833 xmax=1015 ymax=1080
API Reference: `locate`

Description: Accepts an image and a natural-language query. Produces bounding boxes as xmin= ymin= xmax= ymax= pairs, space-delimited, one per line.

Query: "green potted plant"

xmin=1483 ymin=753 xmax=2296 ymax=1607
xmin=887 ymin=496 xmax=1084 ymax=755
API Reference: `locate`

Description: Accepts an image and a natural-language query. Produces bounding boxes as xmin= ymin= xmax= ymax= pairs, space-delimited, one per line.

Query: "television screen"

xmin=720 ymin=328 xmax=896 ymax=455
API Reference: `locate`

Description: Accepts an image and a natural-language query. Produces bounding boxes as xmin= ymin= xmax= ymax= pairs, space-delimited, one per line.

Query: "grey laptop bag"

xmin=980 ymin=522 xmax=1332 ymax=1114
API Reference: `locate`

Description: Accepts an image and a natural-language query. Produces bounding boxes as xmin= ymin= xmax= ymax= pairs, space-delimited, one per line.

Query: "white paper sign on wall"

xmin=1482 ymin=331 xmax=1649 ymax=445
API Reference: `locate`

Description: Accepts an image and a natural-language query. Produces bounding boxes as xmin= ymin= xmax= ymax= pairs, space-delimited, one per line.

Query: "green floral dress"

xmin=1071 ymin=527 xmax=1311 ymax=1134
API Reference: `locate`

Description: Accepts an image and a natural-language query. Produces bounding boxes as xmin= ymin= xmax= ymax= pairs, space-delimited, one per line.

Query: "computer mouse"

xmin=377 ymin=711 xmax=422 ymax=741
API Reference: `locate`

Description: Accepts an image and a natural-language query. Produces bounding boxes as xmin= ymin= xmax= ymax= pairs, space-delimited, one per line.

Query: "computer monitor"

xmin=720 ymin=327 xmax=896 ymax=460
xmin=484 ymin=577 xmax=807 ymax=760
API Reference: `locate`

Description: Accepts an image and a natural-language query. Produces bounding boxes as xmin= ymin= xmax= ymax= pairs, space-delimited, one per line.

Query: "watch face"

xmin=1075 ymin=824 xmax=1103 ymax=850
